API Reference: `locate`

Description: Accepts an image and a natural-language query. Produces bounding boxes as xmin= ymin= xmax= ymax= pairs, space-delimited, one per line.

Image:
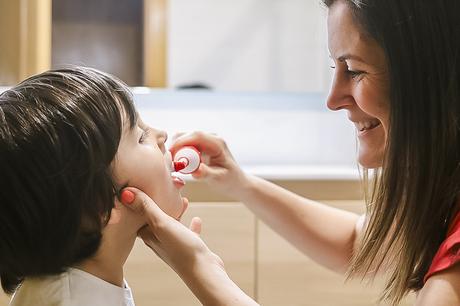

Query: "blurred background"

xmin=0 ymin=0 xmax=331 ymax=91
xmin=0 ymin=0 xmax=358 ymax=174
xmin=0 ymin=1 xmax=415 ymax=305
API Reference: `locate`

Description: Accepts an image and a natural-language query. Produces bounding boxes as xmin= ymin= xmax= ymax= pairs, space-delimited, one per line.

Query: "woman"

xmin=120 ymin=0 xmax=460 ymax=304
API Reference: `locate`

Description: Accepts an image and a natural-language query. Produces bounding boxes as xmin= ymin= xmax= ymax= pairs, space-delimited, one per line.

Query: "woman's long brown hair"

xmin=323 ymin=0 xmax=460 ymax=304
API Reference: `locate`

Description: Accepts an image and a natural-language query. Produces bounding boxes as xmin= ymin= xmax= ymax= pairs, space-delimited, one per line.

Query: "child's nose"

xmin=160 ymin=130 xmax=168 ymax=143
xmin=156 ymin=130 xmax=168 ymax=152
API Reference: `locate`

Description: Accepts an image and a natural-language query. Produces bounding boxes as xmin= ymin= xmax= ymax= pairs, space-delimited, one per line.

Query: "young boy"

xmin=0 ymin=66 xmax=188 ymax=306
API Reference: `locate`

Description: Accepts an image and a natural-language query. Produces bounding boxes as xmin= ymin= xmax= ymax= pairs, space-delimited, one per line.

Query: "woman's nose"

xmin=326 ymin=72 xmax=354 ymax=111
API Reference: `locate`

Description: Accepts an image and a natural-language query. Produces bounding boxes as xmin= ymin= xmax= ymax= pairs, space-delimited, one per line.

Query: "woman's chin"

xmin=358 ymin=149 xmax=383 ymax=169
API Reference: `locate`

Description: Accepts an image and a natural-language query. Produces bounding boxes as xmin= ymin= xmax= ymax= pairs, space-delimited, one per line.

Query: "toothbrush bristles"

xmin=174 ymin=161 xmax=187 ymax=172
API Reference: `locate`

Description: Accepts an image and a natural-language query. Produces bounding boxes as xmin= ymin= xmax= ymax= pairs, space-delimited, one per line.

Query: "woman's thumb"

xmin=120 ymin=187 xmax=165 ymax=224
xmin=192 ymin=163 xmax=221 ymax=179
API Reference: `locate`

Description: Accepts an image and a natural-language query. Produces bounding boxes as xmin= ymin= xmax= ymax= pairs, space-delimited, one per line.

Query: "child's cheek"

xmin=140 ymin=155 xmax=172 ymax=203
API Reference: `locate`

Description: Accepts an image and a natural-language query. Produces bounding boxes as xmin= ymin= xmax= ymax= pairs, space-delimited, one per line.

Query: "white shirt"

xmin=9 ymin=268 xmax=135 ymax=306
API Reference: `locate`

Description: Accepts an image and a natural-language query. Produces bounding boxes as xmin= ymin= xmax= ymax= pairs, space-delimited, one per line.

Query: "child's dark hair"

xmin=0 ymin=66 xmax=137 ymax=294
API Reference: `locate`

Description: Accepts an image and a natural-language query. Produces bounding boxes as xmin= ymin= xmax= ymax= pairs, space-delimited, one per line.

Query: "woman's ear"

xmin=107 ymin=200 xmax=123 ymax=225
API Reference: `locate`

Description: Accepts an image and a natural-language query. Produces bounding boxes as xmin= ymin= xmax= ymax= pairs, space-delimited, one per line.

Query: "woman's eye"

xmin=139 ymin=128 xmax=151 ymax=143
xmin=346 ymin=69 xmax=364 ymax=80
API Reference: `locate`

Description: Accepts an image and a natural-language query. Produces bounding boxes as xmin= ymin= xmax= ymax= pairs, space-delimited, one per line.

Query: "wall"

xmin=134 ymin=90 xmax=357 ymax=171
xmin=168 ymin=0 xmax=332 ymax=92
xmin=52 ymin=0 xmax=143 ymax=86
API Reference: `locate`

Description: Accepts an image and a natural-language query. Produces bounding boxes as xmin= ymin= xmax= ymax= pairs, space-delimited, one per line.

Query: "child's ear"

xmin=107 ymin=201 xmax=123 ymax=225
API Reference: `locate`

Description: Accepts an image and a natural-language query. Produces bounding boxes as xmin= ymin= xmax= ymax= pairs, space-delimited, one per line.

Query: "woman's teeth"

xmin=356 ymin=120 xmax=380 ymax=132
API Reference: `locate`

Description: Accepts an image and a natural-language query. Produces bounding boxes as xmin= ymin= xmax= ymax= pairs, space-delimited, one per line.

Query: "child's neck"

xmin=75 ymin=224 xmax=137 ymax=287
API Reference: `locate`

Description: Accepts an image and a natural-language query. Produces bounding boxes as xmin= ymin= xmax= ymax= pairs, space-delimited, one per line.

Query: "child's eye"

xmin=139 ymin=128 xmax=151 ymax=144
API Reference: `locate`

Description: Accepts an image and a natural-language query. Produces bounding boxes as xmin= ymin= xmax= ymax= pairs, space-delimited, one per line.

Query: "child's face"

xmin=112 ymin=116 xmax=187 ymax=225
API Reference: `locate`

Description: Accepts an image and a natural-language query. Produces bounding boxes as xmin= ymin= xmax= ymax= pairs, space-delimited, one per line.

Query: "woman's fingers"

xmin=191 ymin=163 xmax=211 ymax=179
xmin=120 ymin=187 xmax=201 ymax=238
xmin=170 ymin=131 xmax=225 ymax=157
xmin=171 ymin=132 xmax=186 ymax=142
xmin=189 ymin=217 xmax=202 ymax=235
xmin=119 ymin=187 xmax=167 ymax=228
xmin=191 ymin=162 xmax=228 ymax=178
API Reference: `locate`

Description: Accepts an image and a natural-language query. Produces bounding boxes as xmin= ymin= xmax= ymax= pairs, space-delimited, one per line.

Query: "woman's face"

xmin=112 ymin=116 xmax=187 ymax=230
xmin=327 ymin=0 xmax=390 ymax=168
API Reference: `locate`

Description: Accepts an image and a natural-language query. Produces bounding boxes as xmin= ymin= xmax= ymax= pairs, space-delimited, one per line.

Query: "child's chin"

xmin=172 ymin=197 xmax=187 ymax=220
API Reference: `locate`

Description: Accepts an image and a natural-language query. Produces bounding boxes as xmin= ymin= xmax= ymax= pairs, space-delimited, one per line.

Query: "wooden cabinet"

xmin=52 ymin=0 xmax=143 ymax=86
xmin=0 ymin=0 xmax=166 ymax=87
xmin=125 ymin=200 xmax=415 ymax=305
xmin=124 ymin=203 xmax=256 ymax=306
xmin=257 ymin=201 xmax=415 ymax=306
xmin=0 ymin=289 xmax=8 ymax=305
xmin=0 ymin=183 xmax=417 ymax=305
xmin=0 ymin=0 xmax=51 ymax=85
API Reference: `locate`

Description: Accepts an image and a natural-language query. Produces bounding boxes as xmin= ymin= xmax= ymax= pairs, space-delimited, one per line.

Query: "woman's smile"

xmin=354 ymin=119 xmax=382 ymax=137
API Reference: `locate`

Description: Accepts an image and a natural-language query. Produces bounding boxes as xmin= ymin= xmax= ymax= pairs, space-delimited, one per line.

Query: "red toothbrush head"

xmin=172 ymin=146 xmax=201 ymax=174
xmin=173 ymin=161 xmax=187 ymax=172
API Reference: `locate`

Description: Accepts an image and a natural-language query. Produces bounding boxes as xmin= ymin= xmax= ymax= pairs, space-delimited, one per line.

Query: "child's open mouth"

xmin=171 ymin=174 xmax=186 ymax=188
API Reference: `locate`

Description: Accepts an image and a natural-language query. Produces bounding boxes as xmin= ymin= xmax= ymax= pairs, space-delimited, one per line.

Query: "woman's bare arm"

xmin=238 ymin=175 xmax=362 ymax=272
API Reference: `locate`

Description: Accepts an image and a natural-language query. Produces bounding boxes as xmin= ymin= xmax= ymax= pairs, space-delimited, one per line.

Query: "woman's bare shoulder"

xmin=415 ymin=263 xmax=460 ymax=305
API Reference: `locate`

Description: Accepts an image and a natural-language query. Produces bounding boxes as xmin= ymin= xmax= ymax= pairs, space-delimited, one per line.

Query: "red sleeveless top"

xmin=424 ymin=210 xmax=460 ymax=283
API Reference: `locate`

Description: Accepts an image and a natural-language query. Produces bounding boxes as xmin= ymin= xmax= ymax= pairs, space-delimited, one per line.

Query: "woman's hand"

xmin=120 ymin=187 xmax=224 ymax=276
xmin=120 ymin=187 xmax=259 ymax=306
xmin=170 ymin=132 xmax=251 ymax=198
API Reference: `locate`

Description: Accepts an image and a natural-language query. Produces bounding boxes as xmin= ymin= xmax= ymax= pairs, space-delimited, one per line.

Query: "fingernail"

xmin=120 ymin=190 xmax=135 ymax=205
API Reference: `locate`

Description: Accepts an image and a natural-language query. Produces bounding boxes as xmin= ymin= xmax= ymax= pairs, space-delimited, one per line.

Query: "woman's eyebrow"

xmin=337 ymin=53 xmax=366 ymax=63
